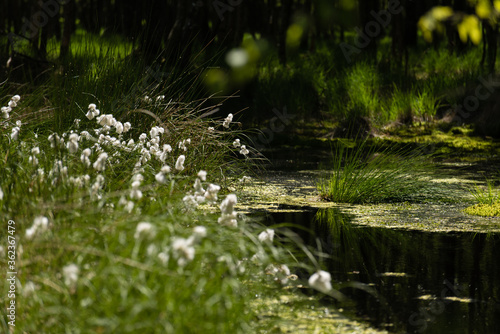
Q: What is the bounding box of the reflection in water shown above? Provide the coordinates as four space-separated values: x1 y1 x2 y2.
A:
264 207 500 333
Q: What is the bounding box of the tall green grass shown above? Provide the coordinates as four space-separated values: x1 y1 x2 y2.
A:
246 41 484 128
0 88 332 332
467 179 500 205
318 139 435 203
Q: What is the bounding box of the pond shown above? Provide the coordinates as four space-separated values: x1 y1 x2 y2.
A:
261 207 500 333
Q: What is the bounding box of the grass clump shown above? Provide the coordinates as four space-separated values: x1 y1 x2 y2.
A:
464 178 500 217
318 139 435 204
467 179 500 205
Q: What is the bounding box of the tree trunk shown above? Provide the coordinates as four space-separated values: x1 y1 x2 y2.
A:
486 22 498 72
60 0 76 59
358 0 379 60
278 0 292 64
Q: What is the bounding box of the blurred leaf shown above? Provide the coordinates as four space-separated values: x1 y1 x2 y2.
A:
494 0 500 12
418 16 436 42
340 0 356 11
203 68 229 93
458 15 482 45
286 24 304 49
418 6 454 43
430 6 453 21
476 0 492 19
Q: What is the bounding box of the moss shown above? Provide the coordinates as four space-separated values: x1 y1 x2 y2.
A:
463 202 500 217
251 287 389 333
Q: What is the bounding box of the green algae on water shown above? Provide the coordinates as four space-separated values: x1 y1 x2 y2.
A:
464 202 500 217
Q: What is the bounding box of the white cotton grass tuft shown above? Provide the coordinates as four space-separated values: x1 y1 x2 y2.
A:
85 103 100 120
172 237 195 267
158 144 172 162
91 175 105 198
1 95 20 119
11 126 20 140
48 133 64 148
130 180 143 200
150 126 164 139
178 138 191 151
308 270 333 294
197 170 207 181
25 216 49 240
134 222 156 240
265 264 291 284
175 155 185 171
258 229 275 243
239 145 249 156
1 106 11 119
192 226 207 240
115 121 124 134
96 114 116 127
155 165 171 183
118 196 135 213
183 195 198 210
193 178 205 197
218 194 238 227
67 133 80 154
158 251 169 265
93 152 108 171
123 122 131 133
155 172 166 184
81 148 92 167
204 184 221 204
29 147 40 166
62 263 80 289
239 176 252 183
223 113 233 128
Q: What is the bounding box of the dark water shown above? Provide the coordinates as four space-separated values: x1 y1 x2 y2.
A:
261 207 500 334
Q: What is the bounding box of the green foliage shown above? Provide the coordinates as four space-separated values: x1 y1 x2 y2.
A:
345 62 381 119
0 79 327 332
318 139 435 203
467 179 500 205
243 41 484 128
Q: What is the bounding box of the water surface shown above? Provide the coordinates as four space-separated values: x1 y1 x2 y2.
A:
263 207 500 333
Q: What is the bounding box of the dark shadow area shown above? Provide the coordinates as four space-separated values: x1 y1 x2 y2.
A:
260 207 500 333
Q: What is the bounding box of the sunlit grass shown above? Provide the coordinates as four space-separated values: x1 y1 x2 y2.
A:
0 81 333 332
318 139 436 203
250 42 483 128
467 179 500 205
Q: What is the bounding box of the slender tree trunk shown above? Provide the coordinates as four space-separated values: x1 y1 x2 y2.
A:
486 23 498 72
60 0 76 59
358 0 378 60
278 0 292 64
166 1 190 66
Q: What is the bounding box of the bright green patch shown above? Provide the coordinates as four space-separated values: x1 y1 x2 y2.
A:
463 202 500 217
